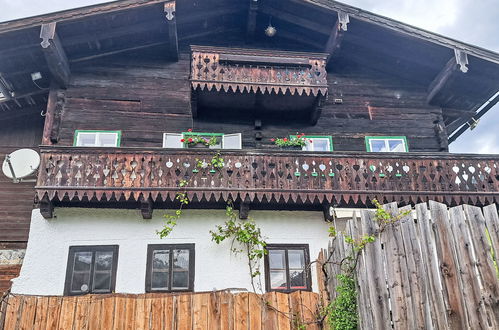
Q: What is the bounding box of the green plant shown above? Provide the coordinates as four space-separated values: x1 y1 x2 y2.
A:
271 133 309 147
181 135 218 147
326 274 358 330
157 180 190 238
210 201 267 292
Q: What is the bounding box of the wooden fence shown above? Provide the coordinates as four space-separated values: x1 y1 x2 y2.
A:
322 201 499 329
1 290 323 330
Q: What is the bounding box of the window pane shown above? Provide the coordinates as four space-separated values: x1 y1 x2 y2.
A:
288 250 305 269
173 249 189 271
153 250 170 270
370 139 387 152
289 270 306 289
389 139 405 152
172 271 189 289
74 252 92 271
95 251 113 271
310 138 329 151
152 271 169 290
77 133 97 147
98 133 118 147
71 272 91 293
270 270 287 289
93 272 112 292
269 250 286 269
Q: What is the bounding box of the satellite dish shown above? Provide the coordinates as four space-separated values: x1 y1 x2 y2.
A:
2 148 40 182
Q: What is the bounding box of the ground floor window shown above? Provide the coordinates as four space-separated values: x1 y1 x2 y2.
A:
64 245 119 296
264 244 311 292
145 244 195 292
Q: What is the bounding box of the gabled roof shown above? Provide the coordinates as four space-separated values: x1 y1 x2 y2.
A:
0 0 497 139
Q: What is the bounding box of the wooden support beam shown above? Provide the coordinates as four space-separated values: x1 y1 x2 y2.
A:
140 196 153 219
40 22 71 88
246 0 259 40
310 95 325 125
164 1 178 61
260 3 330 35
323 204 335 222
239 197 251 220
427 50 468 105
324 19 345 66
0 75 12 101
40 196 54 219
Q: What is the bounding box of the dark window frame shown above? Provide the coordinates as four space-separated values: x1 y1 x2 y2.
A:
64 245 119 296
264 244 312 293
145 244 195 293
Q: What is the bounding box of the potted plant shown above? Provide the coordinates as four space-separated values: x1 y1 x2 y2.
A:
180 129 218 148
271 133 310 150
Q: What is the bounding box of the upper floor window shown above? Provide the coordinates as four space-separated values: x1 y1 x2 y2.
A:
74 130 121 147
291 135 333 152
264 244 311 292
64 245 118 296
145 244 195 292
163 132 242 149
365 136 408 152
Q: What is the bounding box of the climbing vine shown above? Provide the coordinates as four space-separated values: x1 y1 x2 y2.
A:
324 200 411 330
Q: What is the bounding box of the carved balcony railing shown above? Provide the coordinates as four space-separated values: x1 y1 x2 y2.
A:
190 46 328 96
36 147 499 214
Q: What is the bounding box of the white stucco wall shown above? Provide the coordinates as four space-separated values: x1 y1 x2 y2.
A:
12 208 331 296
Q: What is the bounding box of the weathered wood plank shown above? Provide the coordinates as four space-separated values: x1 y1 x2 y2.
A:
248 292 262 330
275 292 290 330
415 202 450 330
88 296 102 330
219 291 233 330
57 296 77 330
177 294 192 330
263 292 278 330
193 292 209 330
19 296 37 330
101 296 116 330
74 296 90 330
113 295 127 330
3 295 22 330
483 205 499 260
429 201 468 329
33 296 50 330
45 296 62 330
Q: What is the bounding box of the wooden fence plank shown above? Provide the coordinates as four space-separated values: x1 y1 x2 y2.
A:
150 295 163 330
58 296 77 330
263 292 278 330
248 292 262 330
33 296 49 330
448 205 484 329
399 205 427 330
382 202 409 329
359 209 391 330
3 295 22 330
233 292 249 330
135 294 150 330
193 293 209 330
219 291 233 330
101 296 116 330
74 296 90 330
88 296 102 330
45 296 62 330
208 291 221 330
483 204 499 267
177 294 192 330
275 292 290 330
113 295 127 330
416 203 450 330
464 205 499 328
19 296 37 330
429 201 468 329
124 295 137 330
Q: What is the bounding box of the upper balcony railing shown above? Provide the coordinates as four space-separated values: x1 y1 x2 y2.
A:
36 146 499 213
190 46 328 96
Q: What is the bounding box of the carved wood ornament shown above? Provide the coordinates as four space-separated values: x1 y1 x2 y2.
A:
190 46 328 96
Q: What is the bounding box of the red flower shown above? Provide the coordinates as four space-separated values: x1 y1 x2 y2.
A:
283 138 288 142
188 138 193 142
301 133 304 136
270 138 275 142
187 128 192 132
309 140 313 143
180 139 185 142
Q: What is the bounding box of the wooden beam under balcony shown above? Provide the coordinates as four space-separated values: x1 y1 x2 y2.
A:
164 1 178 61
427 50 468 105
40 22 71 88
246 0 259 40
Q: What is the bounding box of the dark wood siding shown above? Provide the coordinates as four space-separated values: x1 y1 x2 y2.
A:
52 53 445 152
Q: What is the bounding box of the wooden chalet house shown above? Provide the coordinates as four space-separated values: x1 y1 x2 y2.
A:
0 0 498 327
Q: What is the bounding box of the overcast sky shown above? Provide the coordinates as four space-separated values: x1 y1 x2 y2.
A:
1 0 497 153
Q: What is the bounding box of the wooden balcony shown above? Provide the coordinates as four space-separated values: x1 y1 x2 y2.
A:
35 146 499 217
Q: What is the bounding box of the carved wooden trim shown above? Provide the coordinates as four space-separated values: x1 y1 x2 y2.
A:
40 196 54 219
190 46 328 96
140 195 153 219
164 1 178 61
35 147 499 207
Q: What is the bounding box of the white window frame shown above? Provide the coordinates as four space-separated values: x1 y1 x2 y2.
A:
365 136 408 152
74 130 121 147
162 132 242 149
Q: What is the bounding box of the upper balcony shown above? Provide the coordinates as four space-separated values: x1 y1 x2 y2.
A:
190 46 328 124
35 146 499 218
